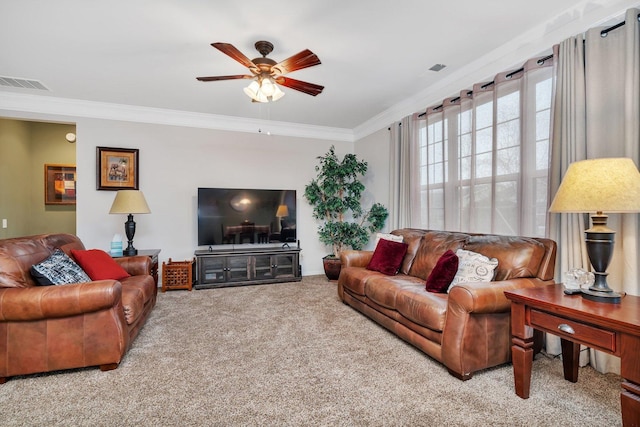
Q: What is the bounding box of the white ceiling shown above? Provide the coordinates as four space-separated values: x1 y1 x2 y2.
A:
0 1 636 138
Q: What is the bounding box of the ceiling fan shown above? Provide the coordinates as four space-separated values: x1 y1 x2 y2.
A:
196 41 324 102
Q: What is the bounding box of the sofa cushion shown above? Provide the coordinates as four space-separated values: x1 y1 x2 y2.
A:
366 238 408 276
408 231 468 280
340 266 383 296
365 275 423 309
463 235 546 281
396 286 449 332
426 249 459 293
448 249 498 291
390 229 427 274
30 249 92 286
71 249 131 281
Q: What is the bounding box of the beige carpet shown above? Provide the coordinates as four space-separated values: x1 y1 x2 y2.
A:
0 276 622 426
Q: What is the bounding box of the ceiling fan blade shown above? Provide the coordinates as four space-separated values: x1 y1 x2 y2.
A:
275 77 324 96
196 75 253 82
211 43 259 72
272 49 321 75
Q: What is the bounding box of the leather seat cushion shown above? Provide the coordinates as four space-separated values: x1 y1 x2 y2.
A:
395 287 448 331
340 266 385 296
365 275 424 309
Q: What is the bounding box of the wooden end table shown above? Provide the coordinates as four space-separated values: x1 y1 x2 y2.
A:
504 284 640 426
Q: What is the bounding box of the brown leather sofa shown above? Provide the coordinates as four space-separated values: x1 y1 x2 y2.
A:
0 233 157 382
338 229 556 380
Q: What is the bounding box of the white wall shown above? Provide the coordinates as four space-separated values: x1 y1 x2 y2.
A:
74 118 356 276
0 110 393 272
354 127 392 250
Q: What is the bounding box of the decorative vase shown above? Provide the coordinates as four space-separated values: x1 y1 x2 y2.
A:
322 255 342 281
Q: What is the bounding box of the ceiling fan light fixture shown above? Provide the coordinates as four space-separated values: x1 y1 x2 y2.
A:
271 84 285 101
243 80 268 102
243 77 284 103
260 77 276 97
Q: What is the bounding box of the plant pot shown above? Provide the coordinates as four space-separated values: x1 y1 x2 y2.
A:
322 255 342 281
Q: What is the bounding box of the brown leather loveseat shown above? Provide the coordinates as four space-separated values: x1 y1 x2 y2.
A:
0 233 157 382
338 229 556 380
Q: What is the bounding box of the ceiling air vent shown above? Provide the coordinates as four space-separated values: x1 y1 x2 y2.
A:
0 76 49 91
429 64 447 72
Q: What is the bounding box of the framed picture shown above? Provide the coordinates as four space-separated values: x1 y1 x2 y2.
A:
45 164 76 205
96 147 139 190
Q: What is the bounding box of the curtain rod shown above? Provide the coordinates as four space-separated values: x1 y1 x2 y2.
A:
601 12 640 37
416 13 638 120
416 53 554 118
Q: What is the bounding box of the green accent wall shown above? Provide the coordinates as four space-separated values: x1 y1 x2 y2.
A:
0 119 76 239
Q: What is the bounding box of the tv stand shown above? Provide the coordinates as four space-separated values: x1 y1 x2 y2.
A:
195 246 301 289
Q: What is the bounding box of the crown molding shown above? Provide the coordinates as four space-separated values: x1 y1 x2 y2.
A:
0 92 354 142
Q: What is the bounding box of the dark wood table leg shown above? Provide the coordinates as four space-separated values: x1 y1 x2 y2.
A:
510 301 534 399
621 334 640 427
560 338 580 383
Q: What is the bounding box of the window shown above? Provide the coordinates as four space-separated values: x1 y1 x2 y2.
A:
415 63 553 237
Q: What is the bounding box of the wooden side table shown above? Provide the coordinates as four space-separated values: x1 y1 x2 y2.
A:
505 284 640 426
113 249 161 286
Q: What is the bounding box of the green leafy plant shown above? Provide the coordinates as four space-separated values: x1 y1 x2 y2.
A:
304 145 389 258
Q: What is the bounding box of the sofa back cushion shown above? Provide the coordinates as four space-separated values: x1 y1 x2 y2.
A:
391 229 428 274
407 231 469 280
0 234 85 288
463 235 546 281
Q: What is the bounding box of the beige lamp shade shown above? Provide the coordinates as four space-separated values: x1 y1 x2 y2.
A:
549 158 640 214
109 190 151 214
275 204 289 218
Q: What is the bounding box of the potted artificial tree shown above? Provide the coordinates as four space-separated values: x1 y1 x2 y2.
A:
304 146 388 280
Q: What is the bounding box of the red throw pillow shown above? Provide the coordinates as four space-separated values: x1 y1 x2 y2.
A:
426 249 459 293
366 238 408 276
71 249 131 281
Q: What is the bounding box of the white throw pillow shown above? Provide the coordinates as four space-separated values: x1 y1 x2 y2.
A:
447 249 498 292
374 233 403 248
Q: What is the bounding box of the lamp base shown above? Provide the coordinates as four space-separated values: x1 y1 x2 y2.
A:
123 213 138 256
123 247 138 256
581 288 623 303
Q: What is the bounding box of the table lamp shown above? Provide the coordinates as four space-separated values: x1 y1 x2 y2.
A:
276 204 289 231
109 190 151 256
549 158 640 303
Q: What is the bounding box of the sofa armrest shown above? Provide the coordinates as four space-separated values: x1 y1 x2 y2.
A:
113 256 151 276
340 250 373 268
447 278 552 314
0 281 122 321
442 278 554 379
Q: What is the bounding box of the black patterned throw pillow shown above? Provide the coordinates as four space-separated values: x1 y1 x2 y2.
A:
30 249 91 286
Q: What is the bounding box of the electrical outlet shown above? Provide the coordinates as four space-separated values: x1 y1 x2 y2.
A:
2 219 7 229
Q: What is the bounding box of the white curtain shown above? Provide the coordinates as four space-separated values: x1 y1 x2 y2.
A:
548 8 640 374
414 57 554 237
388 115 417 230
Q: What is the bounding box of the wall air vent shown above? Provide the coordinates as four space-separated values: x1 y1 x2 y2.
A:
0 76 49 91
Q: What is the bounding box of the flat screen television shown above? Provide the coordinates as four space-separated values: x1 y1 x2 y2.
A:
198 187 297 246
